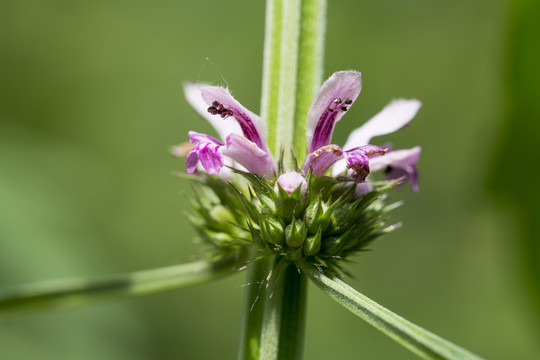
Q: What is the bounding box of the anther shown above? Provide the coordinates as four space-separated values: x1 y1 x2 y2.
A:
344 99 353 105
327 108 334 112
340 106 348 111
333 98 342 104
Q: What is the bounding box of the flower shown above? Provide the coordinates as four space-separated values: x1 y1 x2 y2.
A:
177 71 423 270
177 71 421 190
275 171 308 194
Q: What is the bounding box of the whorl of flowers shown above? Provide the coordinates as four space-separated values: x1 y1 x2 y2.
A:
174 71 421 273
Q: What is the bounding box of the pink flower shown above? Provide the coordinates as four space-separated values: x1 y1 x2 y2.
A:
179 71 421 190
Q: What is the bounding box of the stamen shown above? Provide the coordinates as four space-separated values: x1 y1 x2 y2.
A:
333 98 342 104
344 99 353 105
312 144 342 158
207 100 234 118
327 108 334 112
340 106 348 111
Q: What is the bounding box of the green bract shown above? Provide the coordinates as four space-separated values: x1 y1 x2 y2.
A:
186 170 400 275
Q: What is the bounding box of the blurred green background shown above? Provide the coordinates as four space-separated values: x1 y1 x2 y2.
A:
1 0 539 359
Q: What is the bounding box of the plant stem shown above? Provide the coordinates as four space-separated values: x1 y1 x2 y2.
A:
293 0 326 160
0 254 242 316
237 257 269 360
259 258 307 360
261 0 284 157
238 257 307 360
261 0 327 165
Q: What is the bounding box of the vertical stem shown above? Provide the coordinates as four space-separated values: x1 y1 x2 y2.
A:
261 0 283 157
259 258 307 360
277 261 307 359
293 0 327 160
261 0 327 166
240 0 326 358
237 259 268 360
275 0 301 164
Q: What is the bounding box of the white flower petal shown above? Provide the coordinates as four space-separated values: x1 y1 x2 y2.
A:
343 99 421 150
183 83 242 141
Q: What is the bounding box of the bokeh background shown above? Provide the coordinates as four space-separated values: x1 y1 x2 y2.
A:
1 0 539 359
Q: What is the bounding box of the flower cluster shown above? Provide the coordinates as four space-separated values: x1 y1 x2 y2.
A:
174 71 421 271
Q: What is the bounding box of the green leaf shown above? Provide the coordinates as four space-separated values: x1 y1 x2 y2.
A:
0 255 243 316
302 264 483 360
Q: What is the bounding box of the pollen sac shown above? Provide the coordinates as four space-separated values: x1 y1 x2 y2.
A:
207 101 233 118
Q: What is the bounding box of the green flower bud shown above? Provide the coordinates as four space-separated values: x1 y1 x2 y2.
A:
304 195 323 234
285 219 307 248
303 229 322 256
261 217 285 245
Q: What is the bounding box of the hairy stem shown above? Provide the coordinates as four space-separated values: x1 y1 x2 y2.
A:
293 0 327 160
237 258 269 360
259 258 307 360
261 0 327 165
0 254 242 316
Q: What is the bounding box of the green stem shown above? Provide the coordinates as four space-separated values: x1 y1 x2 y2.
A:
293 0 326 160
259 258 307 360
261 0 327 165
261 0 284 157
0 254 242 316
303 264 483 360
237 258 269 360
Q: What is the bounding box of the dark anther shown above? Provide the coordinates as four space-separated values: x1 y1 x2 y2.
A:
207 100 233 118
327 108 334 112
333 98 342 104
340 106 348 111
344 99 353 105
384 166 394 174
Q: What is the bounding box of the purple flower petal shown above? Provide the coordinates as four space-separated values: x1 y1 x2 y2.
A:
275 171 308 194
223 133 277 179
186 141 224 175
369 146 421 191
183 83 242 141
344 145 388 182
303 145 343 176
343 99 421 150
198 143 224 175
306 71 363 153
186 148 200 174
200 85 268 151
184 131 225 175
188 131 223 146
